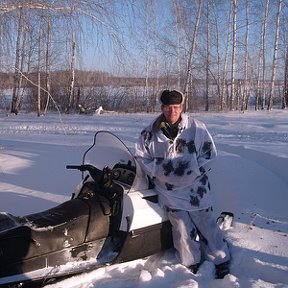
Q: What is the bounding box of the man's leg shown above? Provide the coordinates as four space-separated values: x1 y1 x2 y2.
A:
168 210 201 268
188 208 231 278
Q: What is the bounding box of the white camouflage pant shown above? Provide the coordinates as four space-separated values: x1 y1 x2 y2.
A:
167 207 230 267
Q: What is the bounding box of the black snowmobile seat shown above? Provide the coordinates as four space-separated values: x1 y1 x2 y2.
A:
0 199 90 260
0 199 89 267
0 187 112 278
23 198 89 228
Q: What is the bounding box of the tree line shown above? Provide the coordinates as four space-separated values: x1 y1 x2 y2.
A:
0 0 287 115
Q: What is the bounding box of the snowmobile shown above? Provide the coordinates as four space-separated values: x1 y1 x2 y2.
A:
0 131 174 287
0 131 233 287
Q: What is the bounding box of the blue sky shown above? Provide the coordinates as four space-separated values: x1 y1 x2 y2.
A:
70 0 286 78
77 1 172 74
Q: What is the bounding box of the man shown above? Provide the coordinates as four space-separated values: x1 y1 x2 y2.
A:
134 90 230 278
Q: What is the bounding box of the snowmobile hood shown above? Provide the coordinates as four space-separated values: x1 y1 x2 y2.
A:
83 131 149 192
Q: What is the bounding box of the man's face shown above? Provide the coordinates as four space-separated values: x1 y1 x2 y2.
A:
161 104 182 125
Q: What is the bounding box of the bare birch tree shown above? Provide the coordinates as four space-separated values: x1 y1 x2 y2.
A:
282 46 288 109
230 0 237 111
241 0 249 111
255 0 269 110
260 0 270 110
36 12 43 116
220 2 233 111
67 32 75 114
268 0 283 110
183 0 203 111
145 0 150 112
2 1 126 114
2 1 288 114
205 0 211 112
44 13 52 114
11 1 24 114
210 1 223 111
151 0 159 111
173 0 182 89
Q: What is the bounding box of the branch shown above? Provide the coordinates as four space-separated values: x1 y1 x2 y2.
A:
16 68 63 118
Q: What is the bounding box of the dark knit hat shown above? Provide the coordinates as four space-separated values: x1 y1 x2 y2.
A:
160 90 183 105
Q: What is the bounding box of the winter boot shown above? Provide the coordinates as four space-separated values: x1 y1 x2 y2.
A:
215 261 230 279
189 263 200 274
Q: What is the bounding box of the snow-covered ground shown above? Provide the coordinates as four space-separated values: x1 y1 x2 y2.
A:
0 109 288 288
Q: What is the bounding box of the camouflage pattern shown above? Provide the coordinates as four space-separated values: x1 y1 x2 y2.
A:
135 113 217 211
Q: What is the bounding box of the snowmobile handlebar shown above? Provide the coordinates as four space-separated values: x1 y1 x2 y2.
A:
66 164 93 171
66 164 104 183
66 165 83 171
66 164 118 199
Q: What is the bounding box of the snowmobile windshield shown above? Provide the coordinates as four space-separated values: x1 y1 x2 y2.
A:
83 131 149 193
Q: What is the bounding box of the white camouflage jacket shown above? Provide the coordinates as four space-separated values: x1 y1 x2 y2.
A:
135 113 217 211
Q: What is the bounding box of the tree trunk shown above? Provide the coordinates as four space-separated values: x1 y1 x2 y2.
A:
145 0 150 112
241 0 249 112
282 47 288 109
37 14 43 117
255 0 269 110
230 0 237 111
267 0 282 110
221 3 232 111
184 0 203 111
67 32 75 114
44 14 52 115
212 1 222 111
205 0 211 111
173 0 182 89
260 0 269 110
151 0 158 112
11 3 24 114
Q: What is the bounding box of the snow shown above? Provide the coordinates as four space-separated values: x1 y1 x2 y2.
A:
0 109 288 288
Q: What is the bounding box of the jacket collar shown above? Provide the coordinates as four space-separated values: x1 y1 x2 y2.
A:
152 113 188 142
